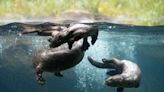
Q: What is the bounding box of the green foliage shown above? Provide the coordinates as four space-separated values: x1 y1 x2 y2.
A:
0 0 163 25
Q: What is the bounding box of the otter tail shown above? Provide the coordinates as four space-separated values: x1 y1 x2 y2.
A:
87 56 108 68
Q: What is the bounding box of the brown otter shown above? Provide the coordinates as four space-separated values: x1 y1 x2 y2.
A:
19 22 98 50
48 23 99 51
88 57 141 92
18 22 69 36
33 40 85 85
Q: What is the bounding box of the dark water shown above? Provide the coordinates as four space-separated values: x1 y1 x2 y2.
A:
0 23 164 92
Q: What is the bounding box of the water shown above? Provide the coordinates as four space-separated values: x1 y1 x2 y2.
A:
0 23 164 92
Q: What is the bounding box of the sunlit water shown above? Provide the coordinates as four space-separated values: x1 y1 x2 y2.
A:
0 24 164 92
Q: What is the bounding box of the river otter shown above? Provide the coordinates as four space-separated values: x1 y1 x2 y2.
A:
33 40 85 85
48 23 99 51
18 22 69 36
19 23 98 50
88 57 141 92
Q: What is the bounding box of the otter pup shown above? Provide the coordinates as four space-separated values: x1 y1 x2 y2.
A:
48 23 99 51
33 40 85 85
88 57 141 92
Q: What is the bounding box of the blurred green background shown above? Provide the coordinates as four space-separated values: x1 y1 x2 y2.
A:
0 0 163 26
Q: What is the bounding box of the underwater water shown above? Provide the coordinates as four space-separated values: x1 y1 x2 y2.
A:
0 23 164 92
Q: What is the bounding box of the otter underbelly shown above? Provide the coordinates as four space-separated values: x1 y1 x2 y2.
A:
42 48 84 72
33 39 85 72
44 53 84 72
117 71 141 87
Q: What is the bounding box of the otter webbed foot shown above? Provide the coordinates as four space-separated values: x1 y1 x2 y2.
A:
36 66 45 85
67 41 74 49
81 42 90 51
81 37 90 51
91 31 98 45
54 72 63 77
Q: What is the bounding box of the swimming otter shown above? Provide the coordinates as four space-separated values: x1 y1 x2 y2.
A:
33 40 85 85
19 23 98 50
48 23 99 51
88 57 141 92
18 22 69 36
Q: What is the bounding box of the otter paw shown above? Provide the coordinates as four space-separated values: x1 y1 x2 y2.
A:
68 41 74 49
81 42 90 51
37 78 45 85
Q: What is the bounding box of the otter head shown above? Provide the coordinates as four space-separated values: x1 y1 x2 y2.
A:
48 31 69 48
105 76 140 88
105 76 124 87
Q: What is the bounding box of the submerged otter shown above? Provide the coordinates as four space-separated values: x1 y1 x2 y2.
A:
33 40 85 85
88 57 141 92
19 22 98 50
48 23 99 51
19 22 69 36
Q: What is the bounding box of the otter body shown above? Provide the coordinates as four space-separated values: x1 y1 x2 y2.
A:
33 40 85 85
19 22 68 36
88 57 141 92
105 59 141 88
49 24 98 50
